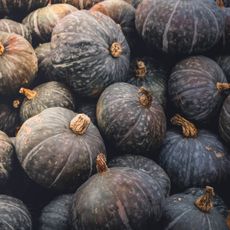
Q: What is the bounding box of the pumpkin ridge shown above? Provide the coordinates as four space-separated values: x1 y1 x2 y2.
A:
70 114 91 135
82 140 94 178
96 153 108 173
0 42 5 55
0 219 14 229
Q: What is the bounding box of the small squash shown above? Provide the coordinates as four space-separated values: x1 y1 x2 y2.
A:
71 153 165 230
19 81 75 122
15 107 106 192
161 186 229 230
0 32 38 95
97 83 166 155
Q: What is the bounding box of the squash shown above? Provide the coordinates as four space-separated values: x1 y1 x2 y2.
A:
19 81 75 122
15 107 106 192
97 83 166 155
55 0 104 9
215 55 230 82
108 154 171 197
71 153 165 230
0 32 38 95
161 186 229 230
168 56 228 124
39 194 73 230
0 194 32 229
50 10 130 97
158 114 230 192
123 0 142 8
0 19 32 43
135 0 224 54
219 95 230 145
22 3 77 44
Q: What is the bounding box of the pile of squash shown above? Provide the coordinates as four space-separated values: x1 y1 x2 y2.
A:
0 0 230 229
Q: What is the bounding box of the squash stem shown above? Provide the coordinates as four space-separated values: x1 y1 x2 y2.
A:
171 114 198 137
19 88 37 100
135 61 147 79
96 153 108 173
138 87 152 107
12 100 21 109
110 42 122 58
0 42 4 55
216 82 230 90
70 114 91 135
216 0 225 8
194 186 215 213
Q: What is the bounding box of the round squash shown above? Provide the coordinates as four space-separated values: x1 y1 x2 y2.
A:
97 83 166 155
55 0 103 9
219 95 230 145
168 56 228 124
158 114 230 192
0 19 32 43
135 0 224 55
50 10 130 97
22 3 77 44
215 55 230 82
0 32 38 95
0 194 32 230
161 186 229 230
15 107 106 192
108 154 171 197
71 153 165 230
39 194 73 230
19 81 75 122
127 57 168 107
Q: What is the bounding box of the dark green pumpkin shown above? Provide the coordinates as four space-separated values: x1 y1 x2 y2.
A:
22 3 77 44
15 107 106 192
135 0 224 55
97 83 166 156
168 56 228 124
0 194 32 230
19 81 75 122
0 19 32 43
127 57 168 107
39 194 73 230
50 10 130 97
215 55 230 82
161 186 229 230
219 95 230 145
71 153 165 230
0 32 38 95
158 114 230 192
108 154 171 197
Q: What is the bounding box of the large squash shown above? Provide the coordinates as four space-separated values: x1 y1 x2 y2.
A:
55 0 103 9
50 10 130 97
215 55 230 82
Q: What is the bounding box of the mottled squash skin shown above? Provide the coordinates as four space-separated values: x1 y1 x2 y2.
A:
109 154 171 197
159 129 230 192
135 0 224 55
0 19 32 43
39 194 73 230
215 55 230 82
71 167 165 230
22 4 77 44
0 32 38 95
0 195 32 230
168 56 227 123
97 83 166 156
161 189 229 230
55 0 104 9
19 81 75 122
219 95 230 145
15 107 106 192
50 10 130 98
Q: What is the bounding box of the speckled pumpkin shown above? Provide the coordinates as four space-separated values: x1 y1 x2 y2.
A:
215 55 230 82
0 194 32 230
219 95 230 145
109 154 171 197
0 131 14 188
71 153 165 230
168 56 228 123
15 108 106 192
19 81 75 122
39 194 73 230
97 83 166 155
22 3 77 44
127 57 168 107
0 32 38 95
50 10 130 97
0 19 32 43
161 186 229 230
158 114 230 192
135 0 224 54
